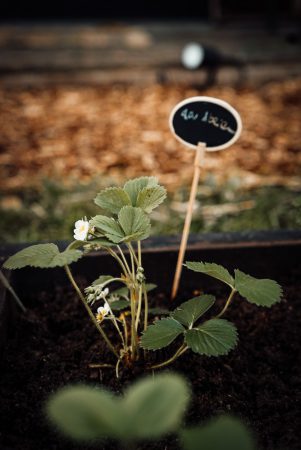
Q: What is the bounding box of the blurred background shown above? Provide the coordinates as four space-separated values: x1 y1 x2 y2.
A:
0 1 301 243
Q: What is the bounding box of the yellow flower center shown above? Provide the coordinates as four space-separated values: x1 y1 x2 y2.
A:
96 312 104 323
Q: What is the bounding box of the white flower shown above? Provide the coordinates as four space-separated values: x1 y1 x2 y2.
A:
96 287 109 301
74 219 90 241
96 302 110 323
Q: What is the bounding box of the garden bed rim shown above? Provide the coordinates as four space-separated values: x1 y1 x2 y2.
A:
1 229 301 262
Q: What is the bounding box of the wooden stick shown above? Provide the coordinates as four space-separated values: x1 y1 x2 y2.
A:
171 142 206 300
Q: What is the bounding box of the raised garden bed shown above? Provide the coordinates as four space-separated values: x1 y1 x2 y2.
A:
0 230 301 450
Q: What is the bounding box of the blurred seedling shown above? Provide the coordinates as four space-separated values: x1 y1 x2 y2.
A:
47 372 256 450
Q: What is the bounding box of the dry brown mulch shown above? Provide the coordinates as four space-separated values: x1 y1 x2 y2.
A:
0 78 301 192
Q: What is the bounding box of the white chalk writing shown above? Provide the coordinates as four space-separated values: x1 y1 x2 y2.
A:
181 108 235 135
181 109 199 120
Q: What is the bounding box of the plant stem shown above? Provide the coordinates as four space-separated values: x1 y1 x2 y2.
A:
216 288 237 318
66 240 83 250
137 241 142 266
136 242 149 333
0 270 26 313
128 242 139 266
107 248 129 279
64 265 118 358
88 363 115 369
121 313 128 348
128 246 138 359
117 245 132 276
150 344 188 370
100 277 128 289
130 288 138 360
107 305 125 348
143 285 149 331
134 241 144 332
116 357 122 378
135 285 143 331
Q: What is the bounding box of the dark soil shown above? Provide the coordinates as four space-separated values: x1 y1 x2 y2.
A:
0 273 300 450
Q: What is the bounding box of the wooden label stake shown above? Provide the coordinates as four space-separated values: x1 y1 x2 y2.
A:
171 142 206 300
169 96 242 299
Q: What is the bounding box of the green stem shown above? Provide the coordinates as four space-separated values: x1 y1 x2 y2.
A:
135 285 143 331
0 270 26 313
115 357 123 379
89 363 115 369
99 277 128 289
64 265 118 358
135 241 143 331
216 288 237 318
117 245 132 276
130 288 138 360
66 240 83 250
121 313 129 348
129 246 139 359
137 241 149 333
137 241 142 266
128 242 139 266
150 344 188 370
107 248 129 279
143 284 149 332
107 304 126 348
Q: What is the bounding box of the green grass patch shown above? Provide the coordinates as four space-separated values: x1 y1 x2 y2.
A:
1 177 301 243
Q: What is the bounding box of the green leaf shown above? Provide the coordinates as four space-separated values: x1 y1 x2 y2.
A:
123 176 158 205
185 262 234 288
140 318 185 350
50 249 83 267
109 299 129 311
110 284 157 311
185 319 238 356
92 275 113 286
109 283 155 301
46 386 123 440
94 187 131 214
87 237 115 248
123 373 190 439
92 207 151 243
46 374 190 442
234 269 282 307
172 295 215 328
136 185 166 213
110 286 129 298
67 240 87 250
145 283 157 293
148 307 169 315
181 416 255 450
118 206 151 242
3 244 82 269
90 215 124 243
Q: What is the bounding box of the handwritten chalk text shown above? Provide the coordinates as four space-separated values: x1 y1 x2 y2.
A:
180 108 235 135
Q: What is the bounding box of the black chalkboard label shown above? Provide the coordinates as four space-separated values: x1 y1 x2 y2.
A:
169 96 242 151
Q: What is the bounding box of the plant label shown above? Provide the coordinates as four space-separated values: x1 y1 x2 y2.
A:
169 96 242 151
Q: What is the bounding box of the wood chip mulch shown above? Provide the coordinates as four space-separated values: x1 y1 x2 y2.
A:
0 78 300 192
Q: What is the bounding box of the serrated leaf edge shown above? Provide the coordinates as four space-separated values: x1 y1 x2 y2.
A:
185 319 238 357
140 318 185 351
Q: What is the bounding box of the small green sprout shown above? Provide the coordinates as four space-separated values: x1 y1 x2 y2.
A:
46 373 256 450
3 176 282 375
